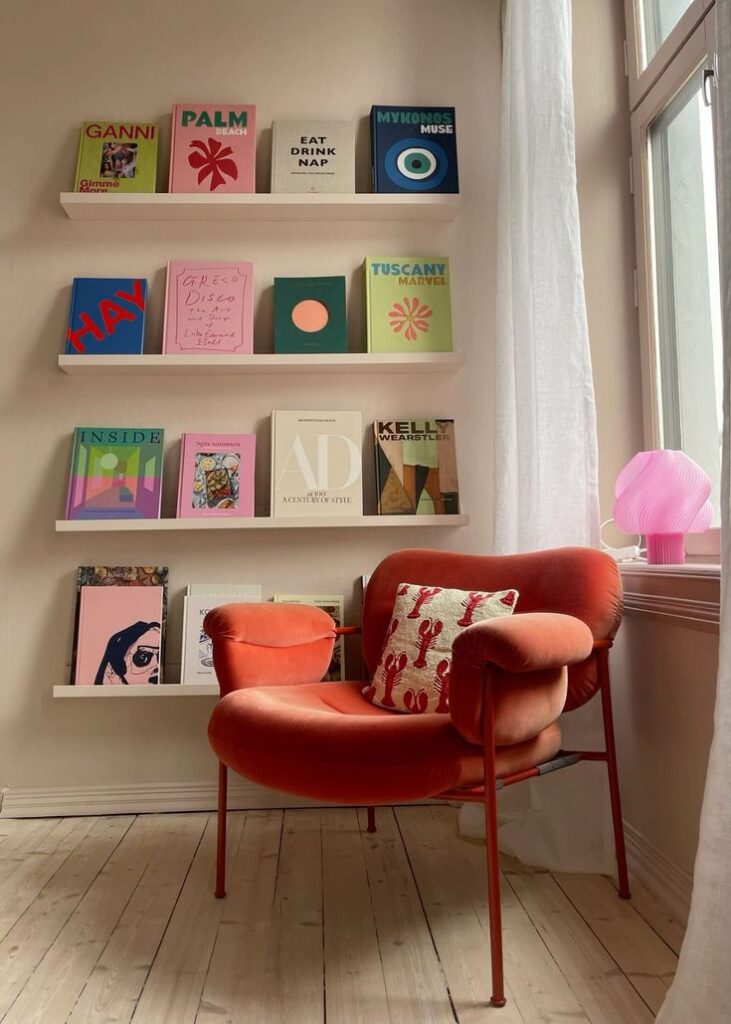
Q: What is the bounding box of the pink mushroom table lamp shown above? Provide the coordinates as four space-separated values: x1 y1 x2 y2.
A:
613 450 714 564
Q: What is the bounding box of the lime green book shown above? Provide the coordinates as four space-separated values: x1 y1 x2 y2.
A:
73 121 158 193
364 257 452 353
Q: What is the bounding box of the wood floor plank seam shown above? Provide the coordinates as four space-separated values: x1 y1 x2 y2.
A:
550 873 676 1016
0 814 138 1024
502 869 626 1021
133 810 212 1021
391 809 460 1024
69 812 210 1024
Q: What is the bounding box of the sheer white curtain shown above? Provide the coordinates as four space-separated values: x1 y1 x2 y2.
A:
460 0 611 872
492 0 600 553
657 3 731 1018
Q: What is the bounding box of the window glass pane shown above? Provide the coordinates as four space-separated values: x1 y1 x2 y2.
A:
648 69 722 524
640 0 695 65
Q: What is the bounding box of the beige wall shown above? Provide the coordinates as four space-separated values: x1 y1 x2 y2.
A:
0 0 502 797
0 0 719 898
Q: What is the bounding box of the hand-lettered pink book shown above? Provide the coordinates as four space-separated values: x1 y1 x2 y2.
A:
176 432 256 518
74 585 164 686
169 104 256 193
162 261 254 354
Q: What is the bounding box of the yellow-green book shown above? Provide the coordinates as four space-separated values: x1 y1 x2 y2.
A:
364 256 452 353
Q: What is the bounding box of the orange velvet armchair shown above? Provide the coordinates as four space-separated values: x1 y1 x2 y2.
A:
206 546 627 1009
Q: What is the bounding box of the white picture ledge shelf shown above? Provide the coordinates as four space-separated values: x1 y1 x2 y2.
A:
53 684 218 698
58 352 464 376
56 514 469 533
59 192 461 222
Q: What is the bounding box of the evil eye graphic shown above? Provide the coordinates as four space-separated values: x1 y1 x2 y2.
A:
384 138 449 191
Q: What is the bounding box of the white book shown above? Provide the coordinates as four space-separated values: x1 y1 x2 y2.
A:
273 594 345 680
271 410 363 518
187 583 263 598
180 587 262 685
271 120 355 194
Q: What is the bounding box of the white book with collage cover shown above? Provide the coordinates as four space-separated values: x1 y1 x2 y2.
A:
271 411 363 517
180 583 262 685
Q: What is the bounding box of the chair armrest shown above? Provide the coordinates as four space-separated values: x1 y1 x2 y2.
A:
449 613 594 745
453 612 594 674
204 602 336 695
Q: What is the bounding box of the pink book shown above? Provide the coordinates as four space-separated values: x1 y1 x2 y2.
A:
162 260 254 354
177 432 255 518
74 585 164 686
169 103 256 193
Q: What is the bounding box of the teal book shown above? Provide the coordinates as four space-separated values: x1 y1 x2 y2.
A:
65 427 164 520
273 276 347 354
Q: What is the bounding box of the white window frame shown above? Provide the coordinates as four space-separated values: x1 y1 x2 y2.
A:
628 4 720 559
625 0 714 107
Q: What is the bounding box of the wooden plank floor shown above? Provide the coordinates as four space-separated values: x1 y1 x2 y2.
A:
0 806 680 1023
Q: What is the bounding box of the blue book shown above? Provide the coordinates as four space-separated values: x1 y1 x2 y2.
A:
65 277 147 355
370 106 459 194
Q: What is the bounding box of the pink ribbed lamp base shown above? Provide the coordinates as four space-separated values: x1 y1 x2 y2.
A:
646 533 685 564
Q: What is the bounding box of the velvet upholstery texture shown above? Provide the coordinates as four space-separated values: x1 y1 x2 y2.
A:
204 602 336 697
208 681 564 802
205 547 621 803
363 548 621 711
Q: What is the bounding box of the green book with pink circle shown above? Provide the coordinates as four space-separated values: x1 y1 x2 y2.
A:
364 257 453 353
65 427 164 520
274 276 347 354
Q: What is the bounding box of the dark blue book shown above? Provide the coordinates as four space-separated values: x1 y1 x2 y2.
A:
370 105 458 194
65 277 147 355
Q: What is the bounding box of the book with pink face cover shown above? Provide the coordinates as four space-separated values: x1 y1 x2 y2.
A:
162 261 254 354
74 585 165 686
169 104 256 193
177 432 256 518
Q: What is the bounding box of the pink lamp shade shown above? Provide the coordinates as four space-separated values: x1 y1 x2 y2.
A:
612 450 713 564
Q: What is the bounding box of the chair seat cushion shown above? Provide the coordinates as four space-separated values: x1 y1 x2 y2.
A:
208 681 562 804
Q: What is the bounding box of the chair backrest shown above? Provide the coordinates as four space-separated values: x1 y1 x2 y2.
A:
362 547 622 711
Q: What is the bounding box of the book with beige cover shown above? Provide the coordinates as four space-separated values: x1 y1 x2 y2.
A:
271 410 362 517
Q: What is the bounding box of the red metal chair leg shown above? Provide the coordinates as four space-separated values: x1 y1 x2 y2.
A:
367 806 377 833
598 649 631 899
483 687 506 1008
215 761 227 899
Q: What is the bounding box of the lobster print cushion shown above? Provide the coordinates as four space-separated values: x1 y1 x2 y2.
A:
365 583 518 714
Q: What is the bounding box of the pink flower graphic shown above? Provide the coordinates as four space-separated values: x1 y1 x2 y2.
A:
188 138 239 191
388 297 433 342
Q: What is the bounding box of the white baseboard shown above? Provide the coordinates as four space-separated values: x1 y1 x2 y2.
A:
0 780 331 818
625 818 693 925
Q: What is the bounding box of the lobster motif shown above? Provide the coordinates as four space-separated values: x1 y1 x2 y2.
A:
414 618 443 668
500 590 517 607
404 688 429 714
385 617 399 644
380 651 408 707
397 583 410 596
407 586 442 619
434 657 451 713
457 591 489 627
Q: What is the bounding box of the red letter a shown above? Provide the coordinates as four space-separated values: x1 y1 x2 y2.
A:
99 299 135 335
